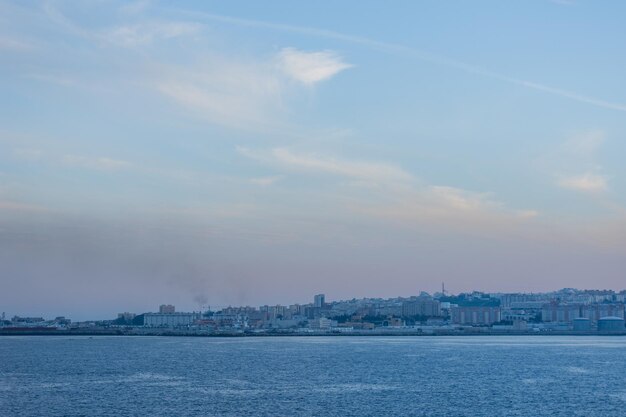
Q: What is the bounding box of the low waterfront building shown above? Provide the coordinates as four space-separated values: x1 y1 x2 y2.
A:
597 316 625 332
572 317 591 331
212 312 249 329
266 319 301 329
309 317 337 330
143 312 201 327
383 317 405 327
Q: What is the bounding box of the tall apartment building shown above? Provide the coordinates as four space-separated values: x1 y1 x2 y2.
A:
314 294 325 308
159 304 175 314
401 299 441 317
580 304 625 321
541 303 581 323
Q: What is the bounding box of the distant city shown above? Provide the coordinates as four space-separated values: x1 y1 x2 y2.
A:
3 287 626 336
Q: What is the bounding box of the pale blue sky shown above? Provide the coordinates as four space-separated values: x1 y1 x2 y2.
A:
1 1 625 319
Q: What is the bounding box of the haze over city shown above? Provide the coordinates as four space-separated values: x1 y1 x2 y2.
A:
1 1 626 320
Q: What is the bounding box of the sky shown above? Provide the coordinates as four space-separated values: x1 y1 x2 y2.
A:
1 0 626 320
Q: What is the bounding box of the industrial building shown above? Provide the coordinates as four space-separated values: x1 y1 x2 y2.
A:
597 316 625 332
572 317 591 331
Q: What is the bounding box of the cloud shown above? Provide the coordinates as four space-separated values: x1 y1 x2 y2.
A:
0 36 33 51
250 176 282 186
349 184 543 244
429 186 501 211
180 9 626 113
105 21 202 47
43 2 200 48
118 0 152 16
0 201 48 212
237 146 538 234
62 155 132 171
22 73 77 86
564 130 604 155
156 48 349 128
558 172 608 192
517 210 540 219
238 146 412 182
276 48 352 84
512 80 626 112
12 148 43 162
156 57 284 130
537 131 611 196
353 183 539 238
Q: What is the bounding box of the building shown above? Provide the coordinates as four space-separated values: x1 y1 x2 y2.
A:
212 312 249 329
541 303 581 323
498 293 548 308
266 319 301 329
383 317 404 327
117 312 136 321
314 294 325 308
309 317 337 330
581 304 625 322
401 298 441 317
144 312 200 327
572 317 591 331
159 304 175 314
451 307 501 325
597 316 625 332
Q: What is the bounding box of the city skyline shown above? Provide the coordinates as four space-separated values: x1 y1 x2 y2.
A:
2 1 626 319
5 285 626 322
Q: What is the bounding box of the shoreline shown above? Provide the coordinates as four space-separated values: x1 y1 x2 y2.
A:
2 329 626 337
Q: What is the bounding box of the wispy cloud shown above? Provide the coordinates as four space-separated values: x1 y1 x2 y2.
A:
155 57 284 130
537 131 612 196
0 201 48 212
105 21 201 47
512 80 626 112
62 155 132 171
156 47 350 129
564 130 605 155
429 186 502 212
12 148 43 162
118 0 152 16
238 145 538 233
43 2 200 48
175 9 626 113
23 73 77 87
238 146 412 182
558 172 608 193
250 176 282 186
0 36 33 51
354 183 539 237
276 48 352 85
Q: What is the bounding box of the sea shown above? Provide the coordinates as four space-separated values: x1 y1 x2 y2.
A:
1 336 625 416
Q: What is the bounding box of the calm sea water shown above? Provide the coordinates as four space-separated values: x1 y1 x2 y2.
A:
1 336 626 416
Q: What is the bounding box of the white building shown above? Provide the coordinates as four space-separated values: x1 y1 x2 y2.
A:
309 317 337 330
